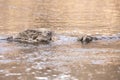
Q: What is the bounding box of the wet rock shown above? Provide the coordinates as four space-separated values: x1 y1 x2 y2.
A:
6 28 53 44
6 36 13 41
78 34 120 44
78 35 97 44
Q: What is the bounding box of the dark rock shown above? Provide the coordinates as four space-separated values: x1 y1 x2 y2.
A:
78 35 97 44
6 36 13 41
77 34 120 44
6 28 53 44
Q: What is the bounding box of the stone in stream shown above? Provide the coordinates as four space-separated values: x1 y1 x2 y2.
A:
5 28 53 44
77 34 120 44
77 35 97 44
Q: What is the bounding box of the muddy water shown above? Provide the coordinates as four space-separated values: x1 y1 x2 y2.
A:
0 34 120 80
0 0 120 80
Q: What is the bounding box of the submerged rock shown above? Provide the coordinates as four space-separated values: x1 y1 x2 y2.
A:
6 28 53 44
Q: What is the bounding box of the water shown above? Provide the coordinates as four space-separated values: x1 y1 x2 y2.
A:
0 0 120 80
0 34 120 80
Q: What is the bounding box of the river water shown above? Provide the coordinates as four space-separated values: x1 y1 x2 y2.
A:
0 0 120 80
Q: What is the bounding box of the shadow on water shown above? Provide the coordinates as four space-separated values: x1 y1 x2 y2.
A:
0 34 120 80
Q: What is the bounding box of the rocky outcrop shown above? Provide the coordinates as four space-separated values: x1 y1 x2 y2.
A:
6 28 53 44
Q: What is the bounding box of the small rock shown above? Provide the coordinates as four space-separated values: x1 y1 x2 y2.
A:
78 35 96 44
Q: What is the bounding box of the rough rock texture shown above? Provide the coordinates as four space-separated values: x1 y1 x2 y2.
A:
6 28 53 44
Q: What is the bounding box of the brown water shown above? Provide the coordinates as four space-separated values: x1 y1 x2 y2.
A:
0 0 120 80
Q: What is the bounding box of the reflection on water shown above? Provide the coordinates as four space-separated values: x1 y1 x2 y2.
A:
0 0 120 80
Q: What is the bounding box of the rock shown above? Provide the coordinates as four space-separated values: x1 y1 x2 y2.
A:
6 36 13 41
6 28 53 44
78 35 97 44
78 34 120 44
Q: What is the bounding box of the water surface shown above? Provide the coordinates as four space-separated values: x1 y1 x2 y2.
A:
0 0 120 80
